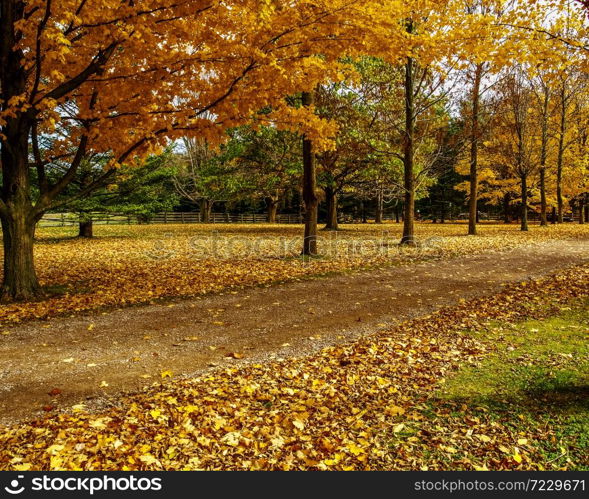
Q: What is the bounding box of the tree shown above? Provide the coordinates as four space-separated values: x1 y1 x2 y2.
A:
425 120 465 223
315 82 373 230
173 138 242 223
481 67 539 231
529 73 553 226
553 73 588 222
301 90 318 255
466 62 486 234
362 57 452 241
381 5 467 244
233 126 301 223
401 33 417 244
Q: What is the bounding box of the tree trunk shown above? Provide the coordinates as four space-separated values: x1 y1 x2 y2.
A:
539 167 547 226
374 188 384 224
200 199 213 223
394 204 400 223
323 187 338 230
579 197 585 225
1 211 41 301
301 91 318 255
79 220 93 238
401 51 416 245
0 108 42 300
360 200 367 223
557 86 566 224
520 175 528 232
539 86 549 226
503 193 511 224
266 197 278 223
551 206 557 225
468 63 483 236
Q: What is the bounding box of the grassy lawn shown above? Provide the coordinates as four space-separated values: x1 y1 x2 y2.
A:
395 302 589 470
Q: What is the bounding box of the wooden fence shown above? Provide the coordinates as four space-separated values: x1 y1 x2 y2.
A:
37 211 581 227
151 212 303 224
38 212 304 227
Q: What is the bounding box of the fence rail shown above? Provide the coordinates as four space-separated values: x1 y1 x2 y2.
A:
38 211 581 228
38 212 304 227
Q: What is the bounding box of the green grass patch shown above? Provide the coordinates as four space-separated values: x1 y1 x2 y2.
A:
441 304 589 405
435 302 589 469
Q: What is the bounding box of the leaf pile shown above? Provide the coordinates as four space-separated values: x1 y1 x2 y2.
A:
1 264 587 471
1 223 588 325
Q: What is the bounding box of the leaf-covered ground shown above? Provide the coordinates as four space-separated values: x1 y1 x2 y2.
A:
1 222 588 326
1 264 587 471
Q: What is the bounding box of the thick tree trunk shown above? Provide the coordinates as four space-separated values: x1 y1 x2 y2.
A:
401 53 416 245
0 101 42 300
79 220 93 238
200 199 213 223
468 63 483 236
266 197 278 223
1 211 41 301
323 187 338 231
579 197 585 225
301 91 318 255
520 175 528 232
551 206 557 224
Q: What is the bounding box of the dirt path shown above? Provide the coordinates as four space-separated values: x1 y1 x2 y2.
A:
0 239 587 425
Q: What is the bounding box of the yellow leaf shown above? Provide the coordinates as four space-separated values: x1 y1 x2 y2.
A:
386 405 405 416
139 454 160 466
292 419 305 430
347 443 365 456
473 464 489 471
